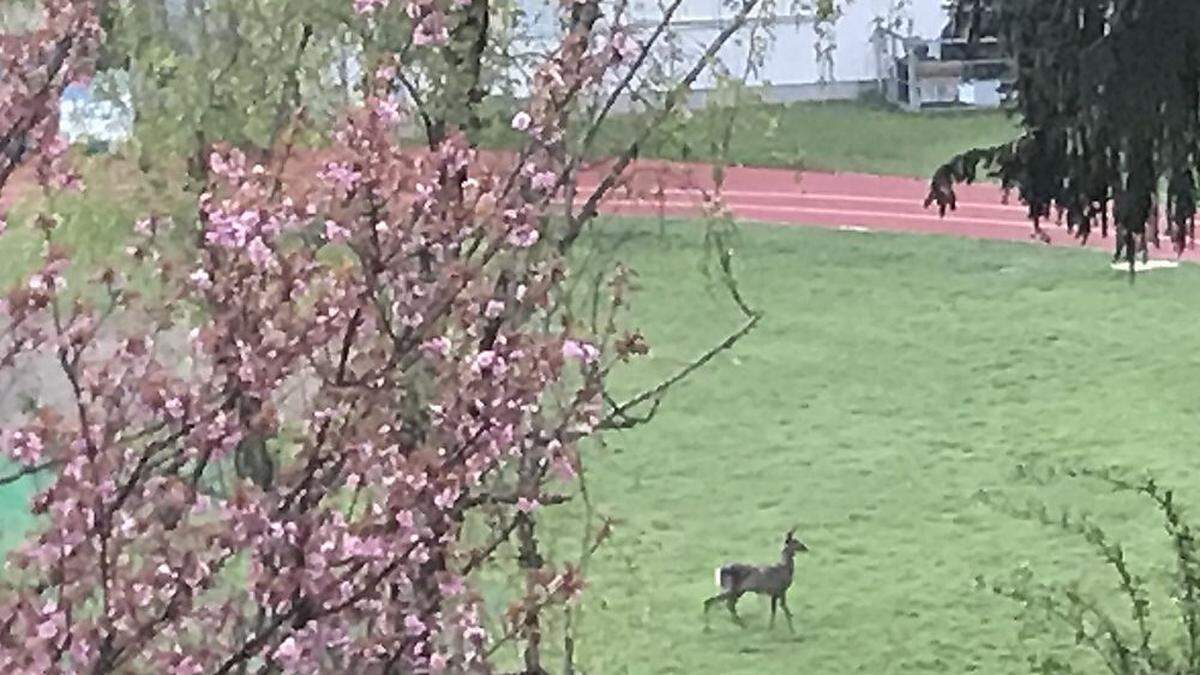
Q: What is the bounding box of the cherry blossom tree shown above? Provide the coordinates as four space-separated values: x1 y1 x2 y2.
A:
0 0 787 672
0 0 98 196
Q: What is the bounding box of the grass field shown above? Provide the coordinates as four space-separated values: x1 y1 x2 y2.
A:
618 100 1016 177
4 210 1200 672
480 98 1018 178
1 103 1194 673
531 218 1200 674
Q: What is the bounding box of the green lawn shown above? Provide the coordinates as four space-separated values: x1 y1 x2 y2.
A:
4 212 1199 673
536 218 1200 674
627 100 1016 177
479 99 1018 178
6 213 1200 673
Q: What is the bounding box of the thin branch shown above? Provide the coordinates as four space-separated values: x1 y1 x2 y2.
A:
578 0 687 155
602 311 760 428
0 35 75 193
0 459 58 486
462 516 521 576
560 0 764 252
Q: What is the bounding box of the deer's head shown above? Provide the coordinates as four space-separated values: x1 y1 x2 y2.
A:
783 528 809 556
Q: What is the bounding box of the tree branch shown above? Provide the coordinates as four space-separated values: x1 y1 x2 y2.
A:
559 0 764 252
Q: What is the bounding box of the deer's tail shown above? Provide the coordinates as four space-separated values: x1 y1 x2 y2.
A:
715 564 752 591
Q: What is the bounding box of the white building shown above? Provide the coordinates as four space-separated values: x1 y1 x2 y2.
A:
54 1 963 143
516 0 954 104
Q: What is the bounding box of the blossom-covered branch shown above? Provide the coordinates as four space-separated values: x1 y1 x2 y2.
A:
0 0 769 671
0 0 98 195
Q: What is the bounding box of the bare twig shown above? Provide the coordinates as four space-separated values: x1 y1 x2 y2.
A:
0 459 58 486
602 311 759 429
560 0 764 252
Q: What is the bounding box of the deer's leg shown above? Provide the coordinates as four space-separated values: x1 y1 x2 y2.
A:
704 591 745 627
702 592 729 616
702 592 724 631
779 593 796 633
770 595 778 629
726 592 746 628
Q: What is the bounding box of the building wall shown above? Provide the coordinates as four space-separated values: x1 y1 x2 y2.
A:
655 0 947 90
55 0 955 142
515 0 950 100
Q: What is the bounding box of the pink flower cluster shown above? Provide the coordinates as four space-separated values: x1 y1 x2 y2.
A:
353 0 390 14
0 0 99 196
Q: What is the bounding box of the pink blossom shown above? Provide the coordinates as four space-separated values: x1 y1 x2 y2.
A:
516 497 540 513
134 217 153 236
7 430 45 466
172 657 204 675
506 224 540 248
371 96 402 125
511 111 532 131
165 398 185 419
400 311 424 329
404 615 426 636
209 150 247 180
472 350 497 372
413 17 448 46
396 509 415 529
420 336 452 358
317 162 362 193
439 576 466 596
551 454 577 481
345 536 383 559
35 619 57 641
374 63 397 81
430 653 449 672
484 300 505 319
324 220 351 244
272 637 302 667
561 339 599 363
353 0 390 14
612 32 641 60
246 237 274 268
189 268 213 290
531 170 557 192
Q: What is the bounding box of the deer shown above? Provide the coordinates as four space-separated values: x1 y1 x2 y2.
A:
703 528 809 632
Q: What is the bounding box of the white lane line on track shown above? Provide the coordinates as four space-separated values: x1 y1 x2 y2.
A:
598 198 1033 230
574 186 1026 213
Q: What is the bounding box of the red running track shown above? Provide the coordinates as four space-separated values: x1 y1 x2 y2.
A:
4 153 1193 262
575 159 1200 263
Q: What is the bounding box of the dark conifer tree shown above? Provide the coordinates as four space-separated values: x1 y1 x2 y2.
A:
928 0 1200 266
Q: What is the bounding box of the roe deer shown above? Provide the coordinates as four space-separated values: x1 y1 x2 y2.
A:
703 528 809 631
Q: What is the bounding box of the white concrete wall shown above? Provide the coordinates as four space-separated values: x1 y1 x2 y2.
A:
58 0 954 143
517 0 949 96
645 0 948 88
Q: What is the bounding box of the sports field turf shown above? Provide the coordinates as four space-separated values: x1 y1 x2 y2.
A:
3 214 1197 672
0 100 1192 672
532 218 1200 674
